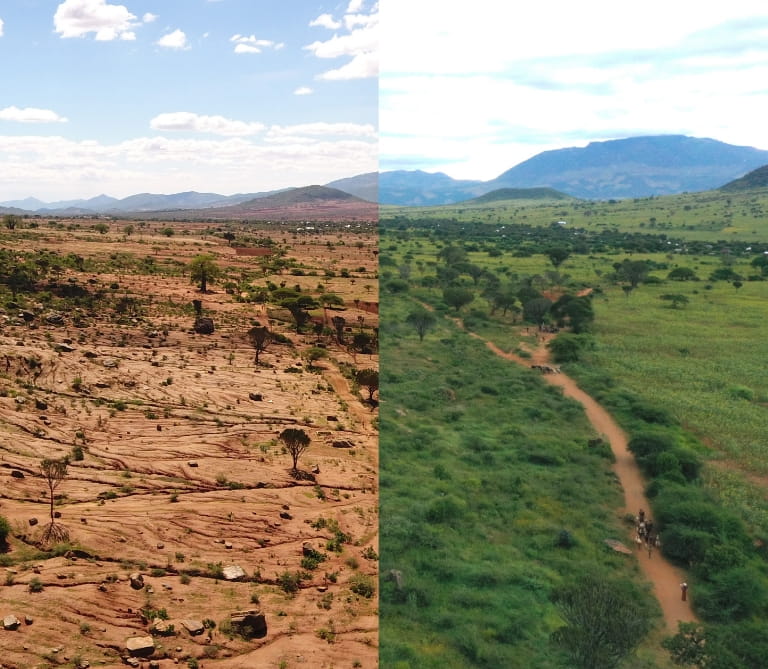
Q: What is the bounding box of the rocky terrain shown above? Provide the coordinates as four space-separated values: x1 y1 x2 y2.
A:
0 218 378 669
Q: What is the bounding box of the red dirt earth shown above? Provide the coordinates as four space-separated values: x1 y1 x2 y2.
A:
0 219 378 669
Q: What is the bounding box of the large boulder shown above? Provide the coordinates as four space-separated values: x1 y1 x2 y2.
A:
193 317 215 335
125 635 155 656
222 565 246 581
229 609 267 639
180 619 205 636
3 614 21 630
129 573 144 590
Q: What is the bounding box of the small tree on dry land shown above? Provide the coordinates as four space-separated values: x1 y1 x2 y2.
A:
331 315 346 344
356 368 379 403
247 325 270 364
279 428 311 472
0 514 11 551
406 308 437 341
189 254 222 293
40 457 70 545
3 214 20 230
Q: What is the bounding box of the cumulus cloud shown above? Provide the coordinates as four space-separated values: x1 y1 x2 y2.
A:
309 13 341 30
0 17 4 37
346 0 365 12
294 87 313 95
143 12 157 23
0 106 68 123
230 34 284 54
304 5 378 79
157 29 188 49
54 0 138 40
150 112 265 136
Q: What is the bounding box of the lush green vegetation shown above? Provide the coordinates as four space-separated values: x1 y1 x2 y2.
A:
380 265 662 667
380 187 768 667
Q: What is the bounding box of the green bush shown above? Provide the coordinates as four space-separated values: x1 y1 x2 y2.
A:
0 515 10 550
694 567 768 622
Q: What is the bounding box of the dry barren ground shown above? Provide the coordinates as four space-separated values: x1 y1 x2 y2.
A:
0 220 378 669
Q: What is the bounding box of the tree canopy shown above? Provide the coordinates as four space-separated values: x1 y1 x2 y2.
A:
189 254 222 292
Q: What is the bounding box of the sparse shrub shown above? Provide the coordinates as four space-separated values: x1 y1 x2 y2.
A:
180 573 191 585
28 577 44 592
277 570 302 594
349 573 375 598
0 515 11 551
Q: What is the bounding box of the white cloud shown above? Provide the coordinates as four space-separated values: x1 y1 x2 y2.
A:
143 12 157 23
0 133 377 200
266 122 376 140
309 13 341 30
157 29 188 49
150 112 265 136
54 0 138 41
0 106 68 123
0 17 4 37
230 34 283 54
294 87 313 95
304 5 378 80
346 0 365 12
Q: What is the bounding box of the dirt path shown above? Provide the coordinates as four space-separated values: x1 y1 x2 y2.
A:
468 332 697 630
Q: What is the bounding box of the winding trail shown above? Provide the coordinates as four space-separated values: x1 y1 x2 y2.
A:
471 331 698 630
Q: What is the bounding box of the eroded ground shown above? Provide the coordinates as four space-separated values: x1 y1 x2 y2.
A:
0 219 378 669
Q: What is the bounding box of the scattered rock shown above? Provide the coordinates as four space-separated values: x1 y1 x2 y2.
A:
248 393 263 401
279 511 292 520
102 358 118 369
54 511 61 518
332 439 355 449
28 517 38 526
180 619 204 636
125 635 155 656
224 541 233 550
125 658 140 667
55 344 75 353
3 615 21 630
44 312 65 326
24 615 33 625
187 461 198 468
193 317 215 335
156 542 164 549
129 573 145 590
327 415 338 421
35 399 48 410
151 618 175 636
10 470 24 479
222 565 246 581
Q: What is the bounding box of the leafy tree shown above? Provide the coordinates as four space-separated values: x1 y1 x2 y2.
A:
356 368 379 402
40 457 70 545
436 244 467 265
405 308 437 341
321 293 344 325
304 346 327 368
161 227 174 237
222 231 236 245
279 294 318 331
2 214 20 230
442 286 474 312
523 297 552 327
660 294 689 309
668 267 698 281
279 428 311 471
551 574 652 669
546 247 570 268
617 259 650 288
331 315 346 343
486 284 518 316
189 254 222 293
551 294 594 333
246 325 270 364
93 222 109 234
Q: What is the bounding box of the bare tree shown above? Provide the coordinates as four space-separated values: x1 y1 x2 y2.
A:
40 458 69 545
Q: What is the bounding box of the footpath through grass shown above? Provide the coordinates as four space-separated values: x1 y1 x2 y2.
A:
379 290 663 668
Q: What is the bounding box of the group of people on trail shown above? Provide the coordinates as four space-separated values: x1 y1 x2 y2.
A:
635 508 661 557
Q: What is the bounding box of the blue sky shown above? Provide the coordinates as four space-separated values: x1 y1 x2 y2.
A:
0 0 377 200
380 0 768 180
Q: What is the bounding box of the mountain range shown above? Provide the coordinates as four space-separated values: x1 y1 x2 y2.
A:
4 136 768 215
379 135 768 205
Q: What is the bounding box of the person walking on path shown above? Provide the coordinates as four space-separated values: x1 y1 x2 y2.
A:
681 582 688 601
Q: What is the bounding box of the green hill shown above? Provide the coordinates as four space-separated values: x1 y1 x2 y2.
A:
720 164 768 191
461 187 575 204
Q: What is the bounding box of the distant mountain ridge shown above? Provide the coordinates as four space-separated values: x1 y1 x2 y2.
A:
379 135 768 205
0 173 377 216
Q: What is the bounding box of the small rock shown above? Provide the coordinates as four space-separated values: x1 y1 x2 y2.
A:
129 573 144 590
156 542 164 549
125 658 140 668
187 461 198 467
28 517 38 526
224 541 233 550
229 609 267 639
54 511 61 518
35 399 48 410
327 415 338 421
24 615 33 625
248 393 263 401
10 470 25 479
